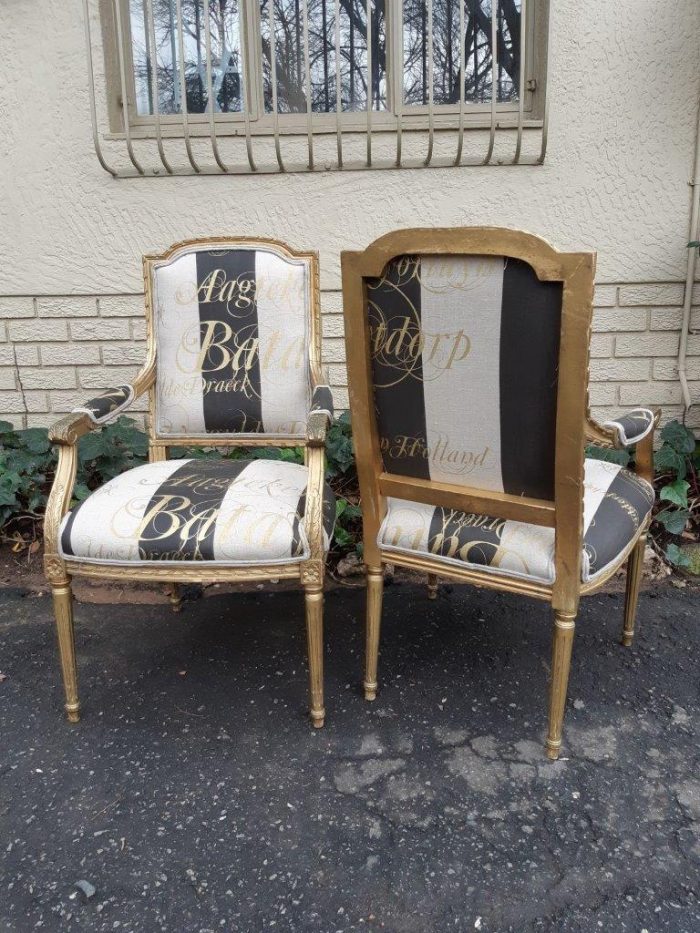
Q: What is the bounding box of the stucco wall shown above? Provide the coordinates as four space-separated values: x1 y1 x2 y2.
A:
1 0 700 430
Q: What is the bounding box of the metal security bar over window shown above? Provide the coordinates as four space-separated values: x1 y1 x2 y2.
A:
86 0 551 175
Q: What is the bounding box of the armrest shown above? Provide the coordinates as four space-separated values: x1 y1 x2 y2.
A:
45 382 140 574
72 384 135 425
52 350 155 445
301 415 329 584
306 385 334 447
601 408 656 449
48 384 136 447
48 412 95 446
310 384 334 420
44 359 155 583
586 408 659 450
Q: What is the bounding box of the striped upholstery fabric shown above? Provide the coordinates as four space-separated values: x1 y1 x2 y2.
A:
603 408 655 448
153 246 312 438
367 254 562 499
73 385 134 424
311 384 334 419
59 459 336 566
378 459 654 585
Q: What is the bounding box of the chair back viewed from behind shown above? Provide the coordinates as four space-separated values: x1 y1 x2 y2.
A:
143 238 322 447
366 251 562 499
342 228 596 605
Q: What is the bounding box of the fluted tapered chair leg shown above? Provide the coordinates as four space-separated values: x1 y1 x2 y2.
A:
52 580 80 723
545 610 576 760
427 573 438 600
622 534 646 647
304 585 325 728
364 567 383 701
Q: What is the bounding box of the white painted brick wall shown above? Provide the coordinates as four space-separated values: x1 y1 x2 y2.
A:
1 282 699 433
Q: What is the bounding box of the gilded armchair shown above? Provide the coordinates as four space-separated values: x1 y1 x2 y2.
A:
44 237 335 727
341 228 658 759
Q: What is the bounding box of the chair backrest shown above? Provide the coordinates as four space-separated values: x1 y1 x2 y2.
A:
144 238 321 444
366 251 563 500
342 228 596 582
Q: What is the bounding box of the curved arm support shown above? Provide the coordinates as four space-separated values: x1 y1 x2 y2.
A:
43 442 79 584
44 358 156 582
585 417 617 449
49 352 156 446
48 413 95 447
300 414 330 585
307 410 330 448
632 410 660 486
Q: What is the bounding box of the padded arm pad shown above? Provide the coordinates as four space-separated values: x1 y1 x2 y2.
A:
602 408 655 448
310 384 334 421
72 385 135 425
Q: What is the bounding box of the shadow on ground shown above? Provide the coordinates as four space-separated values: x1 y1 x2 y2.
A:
1 582 699 932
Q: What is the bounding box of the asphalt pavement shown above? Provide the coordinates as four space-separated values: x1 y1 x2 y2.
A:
1 579 699 932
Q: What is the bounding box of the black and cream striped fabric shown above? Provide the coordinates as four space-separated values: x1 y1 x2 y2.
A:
59 459 336 565
73 385 134 424
153 246 312 438
378 459 654 585
603 408 655 448
311 385 334 420
367 254 562 499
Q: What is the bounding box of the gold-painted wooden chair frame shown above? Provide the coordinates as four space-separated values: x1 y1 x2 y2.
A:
44 237 329 728
341 227 659 759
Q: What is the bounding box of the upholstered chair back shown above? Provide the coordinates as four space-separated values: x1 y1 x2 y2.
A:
148 241 317 440
366 253 563 501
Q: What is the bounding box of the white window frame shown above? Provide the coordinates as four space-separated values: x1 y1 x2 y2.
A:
104 0 547 139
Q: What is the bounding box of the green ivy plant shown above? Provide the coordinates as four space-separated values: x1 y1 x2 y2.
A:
325 413 362 554
584 418 699 571
0 412 363 557
0 417 148 545
2 413 697 569
652 420 699 568
0 423 55 533
74 417 149 499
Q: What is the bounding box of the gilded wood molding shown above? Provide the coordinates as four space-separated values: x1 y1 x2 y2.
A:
379 473 556 528
48 413 93 446
385 549 553 601
343 227 584 282
64 561 303 584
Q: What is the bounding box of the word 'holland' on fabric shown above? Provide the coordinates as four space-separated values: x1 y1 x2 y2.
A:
379 434 492 475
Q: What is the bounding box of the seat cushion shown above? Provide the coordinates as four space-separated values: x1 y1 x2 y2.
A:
60 458 335 566
378 459 654 585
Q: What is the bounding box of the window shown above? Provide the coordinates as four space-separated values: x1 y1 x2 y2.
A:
123 1 540 130
88 0 549 173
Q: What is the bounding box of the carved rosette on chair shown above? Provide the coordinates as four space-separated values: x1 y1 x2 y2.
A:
341 228 658 759
44 238 335 728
